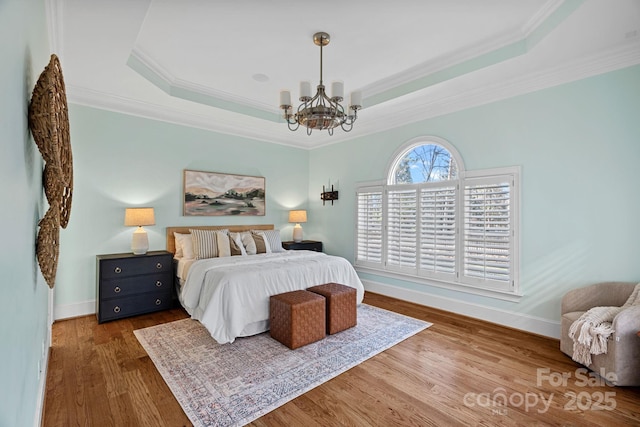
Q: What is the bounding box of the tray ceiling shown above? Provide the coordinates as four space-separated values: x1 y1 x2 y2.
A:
49 0 640 149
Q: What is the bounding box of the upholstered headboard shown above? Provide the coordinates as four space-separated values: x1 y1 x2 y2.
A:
166 224 274 254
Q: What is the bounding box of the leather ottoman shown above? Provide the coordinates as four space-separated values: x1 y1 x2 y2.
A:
307 283 357 334
269 290 326 349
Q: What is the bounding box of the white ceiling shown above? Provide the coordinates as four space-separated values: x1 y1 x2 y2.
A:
48 0 640 149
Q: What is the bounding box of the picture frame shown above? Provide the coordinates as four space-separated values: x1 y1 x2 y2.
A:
183 170 265 216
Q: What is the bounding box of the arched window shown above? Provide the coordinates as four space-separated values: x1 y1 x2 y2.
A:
356 136 520 299
388 137 462 184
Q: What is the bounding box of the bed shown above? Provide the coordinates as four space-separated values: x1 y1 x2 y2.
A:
167 225 365 344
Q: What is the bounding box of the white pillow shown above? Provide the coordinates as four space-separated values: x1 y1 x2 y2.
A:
239 231 257 255
230 232 248 256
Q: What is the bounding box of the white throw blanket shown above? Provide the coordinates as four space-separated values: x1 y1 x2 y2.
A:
569 283 640 365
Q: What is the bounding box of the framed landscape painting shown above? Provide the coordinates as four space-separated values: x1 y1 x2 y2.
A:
183 170 265 216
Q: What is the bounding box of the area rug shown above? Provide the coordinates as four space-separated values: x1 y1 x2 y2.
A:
134 304 431 427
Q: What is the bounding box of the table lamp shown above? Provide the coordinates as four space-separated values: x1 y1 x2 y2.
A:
124 207 155 254
288 210 307 243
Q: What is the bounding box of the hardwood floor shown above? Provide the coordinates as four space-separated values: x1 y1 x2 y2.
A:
43 293 640 426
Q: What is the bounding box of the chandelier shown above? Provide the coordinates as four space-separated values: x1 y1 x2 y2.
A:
279 32 362 135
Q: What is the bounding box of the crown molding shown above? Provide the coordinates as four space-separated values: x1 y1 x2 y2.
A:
361 0 588 109
341 42 640 144
521 0 568 37
67 39 640 151
128 47 280 121
66 85 311 149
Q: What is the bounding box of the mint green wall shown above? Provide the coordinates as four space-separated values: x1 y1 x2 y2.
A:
308 65 640 323
56 105 309 309
0 0 50 425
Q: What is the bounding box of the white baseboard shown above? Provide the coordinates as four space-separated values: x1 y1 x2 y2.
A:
363 279 560 339
33 341 49 427
54 300 96 321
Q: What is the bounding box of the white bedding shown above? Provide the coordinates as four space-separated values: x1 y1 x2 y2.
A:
178 250 365 344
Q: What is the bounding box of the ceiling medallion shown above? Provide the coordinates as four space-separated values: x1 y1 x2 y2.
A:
279 32 362 135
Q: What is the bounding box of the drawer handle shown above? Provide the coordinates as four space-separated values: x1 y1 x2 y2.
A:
156 262 163 269
113 306 121 313
156 281 163 287
114 286 121 293
155 299 162 306
114 267 122 274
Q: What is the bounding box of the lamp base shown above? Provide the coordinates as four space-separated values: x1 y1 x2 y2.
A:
292 224 303 243
131 227 149 255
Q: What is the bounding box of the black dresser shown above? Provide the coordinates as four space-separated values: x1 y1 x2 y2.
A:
96 251 173 323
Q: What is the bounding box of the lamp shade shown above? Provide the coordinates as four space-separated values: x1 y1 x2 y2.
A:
288 210 307 223
124 207 155 227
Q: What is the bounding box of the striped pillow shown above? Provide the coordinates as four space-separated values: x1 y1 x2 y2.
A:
190 229 227 259
253 229 284 253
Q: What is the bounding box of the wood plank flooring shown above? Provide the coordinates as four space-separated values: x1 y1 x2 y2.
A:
43 292 640 426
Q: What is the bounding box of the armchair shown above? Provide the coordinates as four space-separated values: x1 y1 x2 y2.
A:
560 282 640 386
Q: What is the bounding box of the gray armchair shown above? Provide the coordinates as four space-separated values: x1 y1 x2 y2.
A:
560 282 640 386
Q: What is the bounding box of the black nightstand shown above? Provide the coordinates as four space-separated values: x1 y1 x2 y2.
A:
282 240 323 252
96 250 173 323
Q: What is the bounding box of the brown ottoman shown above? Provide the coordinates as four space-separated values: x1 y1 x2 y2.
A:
307 283 357 334
269 290 326 349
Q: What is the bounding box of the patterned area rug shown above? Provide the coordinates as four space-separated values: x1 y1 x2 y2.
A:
134 304 431 427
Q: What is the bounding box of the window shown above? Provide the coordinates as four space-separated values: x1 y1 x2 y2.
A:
356 136 520 299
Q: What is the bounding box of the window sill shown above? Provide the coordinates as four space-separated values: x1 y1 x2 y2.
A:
355 266 523 302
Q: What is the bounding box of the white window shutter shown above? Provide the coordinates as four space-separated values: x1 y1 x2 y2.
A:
463 176 513 289
356 187 383 266
386 187 417 269
419 185 457 276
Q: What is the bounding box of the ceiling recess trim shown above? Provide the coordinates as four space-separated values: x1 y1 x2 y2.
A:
127 47 281 122
125 0 580 121
67 41 640 150
362 0 583 107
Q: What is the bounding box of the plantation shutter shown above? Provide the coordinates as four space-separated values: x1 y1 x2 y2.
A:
463 176 514 289
419 184 457 276
386 187 417 270
356 186 383 266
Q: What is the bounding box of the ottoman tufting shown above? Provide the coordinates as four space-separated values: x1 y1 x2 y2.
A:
307 283 357 334
269 290 326 349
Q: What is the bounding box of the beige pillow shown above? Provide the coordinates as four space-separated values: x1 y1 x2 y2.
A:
252 233 268 254
174 233 194 259
216 230 231 257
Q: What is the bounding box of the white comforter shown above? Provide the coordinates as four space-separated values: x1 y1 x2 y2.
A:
180 250 365 344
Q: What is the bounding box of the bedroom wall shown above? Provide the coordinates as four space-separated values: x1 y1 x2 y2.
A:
307 64 640 337
0 0 51 425
55 105 309 318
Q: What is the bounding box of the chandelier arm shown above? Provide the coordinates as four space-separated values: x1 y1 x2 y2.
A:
287 120 300 131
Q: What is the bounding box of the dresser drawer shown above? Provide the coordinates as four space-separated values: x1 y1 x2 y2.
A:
100 254 172 279
99 272 172 299
98 291 173 322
